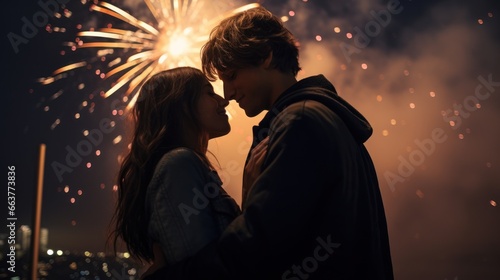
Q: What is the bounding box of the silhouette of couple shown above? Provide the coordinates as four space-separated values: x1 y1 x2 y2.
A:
110 6 393 280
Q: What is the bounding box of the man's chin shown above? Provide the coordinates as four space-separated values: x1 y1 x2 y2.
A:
243 108 263 118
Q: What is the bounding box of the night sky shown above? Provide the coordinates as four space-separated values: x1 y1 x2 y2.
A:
3 0 500 279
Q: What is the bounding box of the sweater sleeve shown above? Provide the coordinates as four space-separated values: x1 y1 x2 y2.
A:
146 148 220 264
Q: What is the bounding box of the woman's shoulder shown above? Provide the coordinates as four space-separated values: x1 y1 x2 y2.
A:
157 147 206 169
147 148 211 192
151 147 211 181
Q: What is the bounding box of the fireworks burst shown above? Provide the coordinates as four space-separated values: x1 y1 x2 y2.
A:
32 0 259 215
39 0 259 111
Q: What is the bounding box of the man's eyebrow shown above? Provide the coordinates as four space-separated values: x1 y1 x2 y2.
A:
218 72 228 79
219 70 235 80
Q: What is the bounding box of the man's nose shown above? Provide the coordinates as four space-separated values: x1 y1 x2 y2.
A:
219 95 229 107
215 93 229 107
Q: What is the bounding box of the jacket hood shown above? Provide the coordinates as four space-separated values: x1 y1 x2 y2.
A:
271 75 373 143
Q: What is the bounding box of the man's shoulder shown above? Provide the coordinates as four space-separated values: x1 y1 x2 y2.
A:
280 99 337 120
278 84 338 114
269 99 342 137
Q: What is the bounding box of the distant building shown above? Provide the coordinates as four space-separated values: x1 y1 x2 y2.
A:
18 225 31 256
16 225 50 257
40 228 49 253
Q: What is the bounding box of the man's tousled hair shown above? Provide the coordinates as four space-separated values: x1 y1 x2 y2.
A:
201 6 301 81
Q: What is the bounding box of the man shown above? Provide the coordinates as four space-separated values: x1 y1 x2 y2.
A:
145 6 393 280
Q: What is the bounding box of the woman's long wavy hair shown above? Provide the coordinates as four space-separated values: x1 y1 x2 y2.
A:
109 67 212 262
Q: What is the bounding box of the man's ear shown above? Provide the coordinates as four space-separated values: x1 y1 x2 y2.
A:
262 52 273 69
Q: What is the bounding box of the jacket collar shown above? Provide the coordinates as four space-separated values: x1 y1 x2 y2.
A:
251 75 335 146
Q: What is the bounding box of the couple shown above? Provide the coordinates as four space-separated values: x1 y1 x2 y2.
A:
110 6 394 280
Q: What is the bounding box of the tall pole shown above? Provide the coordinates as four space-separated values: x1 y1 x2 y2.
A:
31 143 46 280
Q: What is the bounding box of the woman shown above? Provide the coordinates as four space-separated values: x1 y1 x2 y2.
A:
109 67 263 275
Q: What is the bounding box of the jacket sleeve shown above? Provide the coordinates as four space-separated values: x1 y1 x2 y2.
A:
146 149 221 264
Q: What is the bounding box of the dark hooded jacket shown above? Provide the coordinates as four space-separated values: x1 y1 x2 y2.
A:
144 75 394 280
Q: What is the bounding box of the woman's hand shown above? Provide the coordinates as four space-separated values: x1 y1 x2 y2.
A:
140 243 166 280
243 136 269 193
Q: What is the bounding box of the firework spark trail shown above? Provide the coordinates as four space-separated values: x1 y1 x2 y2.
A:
30 0 262 230
41 0 260 111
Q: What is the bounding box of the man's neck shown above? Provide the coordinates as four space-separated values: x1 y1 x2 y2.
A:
269 73 297 107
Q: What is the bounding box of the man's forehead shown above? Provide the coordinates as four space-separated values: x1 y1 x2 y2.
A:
216 69 234 80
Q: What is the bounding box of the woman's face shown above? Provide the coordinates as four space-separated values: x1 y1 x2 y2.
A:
196 81 230 139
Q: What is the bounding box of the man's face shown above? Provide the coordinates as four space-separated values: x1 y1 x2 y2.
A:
217 65 273 117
